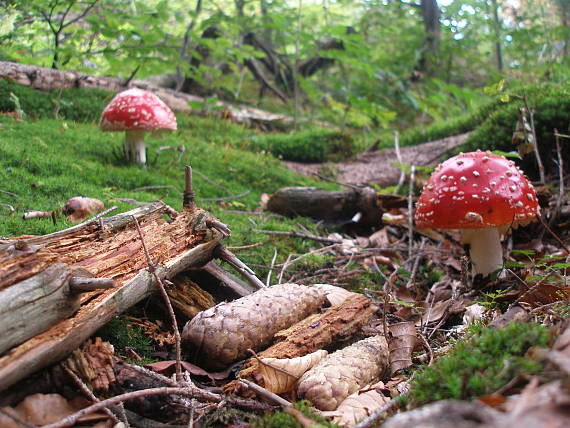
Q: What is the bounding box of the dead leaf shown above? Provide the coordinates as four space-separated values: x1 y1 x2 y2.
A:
388 322 416 373
145 360 239 380
314 284 359 306
0 393 107 427
63 196 104 223
258 350 328 394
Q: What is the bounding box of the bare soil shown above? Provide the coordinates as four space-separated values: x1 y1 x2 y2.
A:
284 133 471 186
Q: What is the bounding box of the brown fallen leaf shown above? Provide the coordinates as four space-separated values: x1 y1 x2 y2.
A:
0 393 107 427
63 196 104 223
145 360 240 380
388 322 416 373
258 350 328 394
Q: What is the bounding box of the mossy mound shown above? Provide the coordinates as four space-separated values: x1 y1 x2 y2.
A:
247 128 357 163
407 322 549 407
0 78 112 122
400 82 570 179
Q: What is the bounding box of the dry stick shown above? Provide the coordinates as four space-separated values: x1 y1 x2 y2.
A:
132 185 182 194
201 190 251 202
255 229 343 244
407 165 416 262
417 332 434 366
0 202 14 212
226 242 263 250
183 165 195 209
42 387 219 428
62 364 123 426
215 245 266 289
205 218 231 237
266 247 278 286
394 131 406 194
277 244 338 284
0 408 36 428
21 206 117 245
132 216 182 379
522 97 545 183
0 189 19 198
238 379 291 407
538 215 570 254
192 168 229 192
549 129 565 227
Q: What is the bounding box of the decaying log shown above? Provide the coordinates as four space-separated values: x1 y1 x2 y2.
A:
0 201 223 392
0 61 329 130
266 186 382 227
167 275 215 320
231 293 376 389
201 260 258 297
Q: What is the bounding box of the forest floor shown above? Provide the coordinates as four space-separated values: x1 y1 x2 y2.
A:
283 133 471 186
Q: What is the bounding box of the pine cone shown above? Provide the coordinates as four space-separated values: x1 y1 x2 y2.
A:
296 335 389 410
181 283 326 369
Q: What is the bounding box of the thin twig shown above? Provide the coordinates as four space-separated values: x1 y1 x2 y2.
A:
0 408 36 428
62 364 123 426
0 189 18 198
201 190 251 202
417 332 434 366
255 229 343 244
352 397 399 428
538 215 569 253
226 242 263 250
266 247 278 286
394 131 405 194
522 98 545 183
132 216 182 379
215 245 266 289
238 379 291 407
133 185 182 194
43 387 220 428
278 244 338 284
549 129 564 226
407 165 416 262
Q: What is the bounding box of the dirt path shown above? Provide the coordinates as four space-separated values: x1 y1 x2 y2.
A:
284 133 471 186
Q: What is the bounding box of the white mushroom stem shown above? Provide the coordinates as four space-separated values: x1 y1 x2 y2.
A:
125 129 147 165
461 228 504 277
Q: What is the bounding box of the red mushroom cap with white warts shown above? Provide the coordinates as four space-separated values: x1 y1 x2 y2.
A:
415 151 539 230
99 88 177 132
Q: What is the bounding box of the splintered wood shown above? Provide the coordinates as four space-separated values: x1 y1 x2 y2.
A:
0 201 223 392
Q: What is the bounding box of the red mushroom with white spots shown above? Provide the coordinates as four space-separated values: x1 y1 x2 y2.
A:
99 88 177 166
415 151 540 277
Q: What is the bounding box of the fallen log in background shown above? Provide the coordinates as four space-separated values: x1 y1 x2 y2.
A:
0 61 332 130
266 186 382 227
0 201 223 392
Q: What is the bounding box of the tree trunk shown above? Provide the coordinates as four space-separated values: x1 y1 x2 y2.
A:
417 0 441 77
0 201 223 393
491 0 504 71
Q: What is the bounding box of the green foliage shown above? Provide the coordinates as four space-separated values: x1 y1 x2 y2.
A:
247 129 357 163
408 322 549 406
0 79 111 122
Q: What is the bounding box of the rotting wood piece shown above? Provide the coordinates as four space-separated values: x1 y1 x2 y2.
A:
266 186 382 227
229 293 375 392
167 275 215 320
0 202 223 393
0 264 80 355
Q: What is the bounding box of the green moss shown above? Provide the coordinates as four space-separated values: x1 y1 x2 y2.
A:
408 322 549 407
247 128 357 163
96 317 155 363
0 79 111 122
251 401 336 428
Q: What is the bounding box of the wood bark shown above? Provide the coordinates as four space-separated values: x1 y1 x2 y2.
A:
0 61 323 130
266 186 382 227
228 293 375 392
0 201 223 392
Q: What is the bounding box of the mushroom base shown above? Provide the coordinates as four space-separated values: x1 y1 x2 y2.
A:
461 227 504 277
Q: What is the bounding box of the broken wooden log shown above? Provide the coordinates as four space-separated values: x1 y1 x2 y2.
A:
0 200 223 392
266 186 382 227
0 61 333 130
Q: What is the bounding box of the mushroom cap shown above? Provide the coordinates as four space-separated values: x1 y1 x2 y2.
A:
99 88 177 132
415 151 539 229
